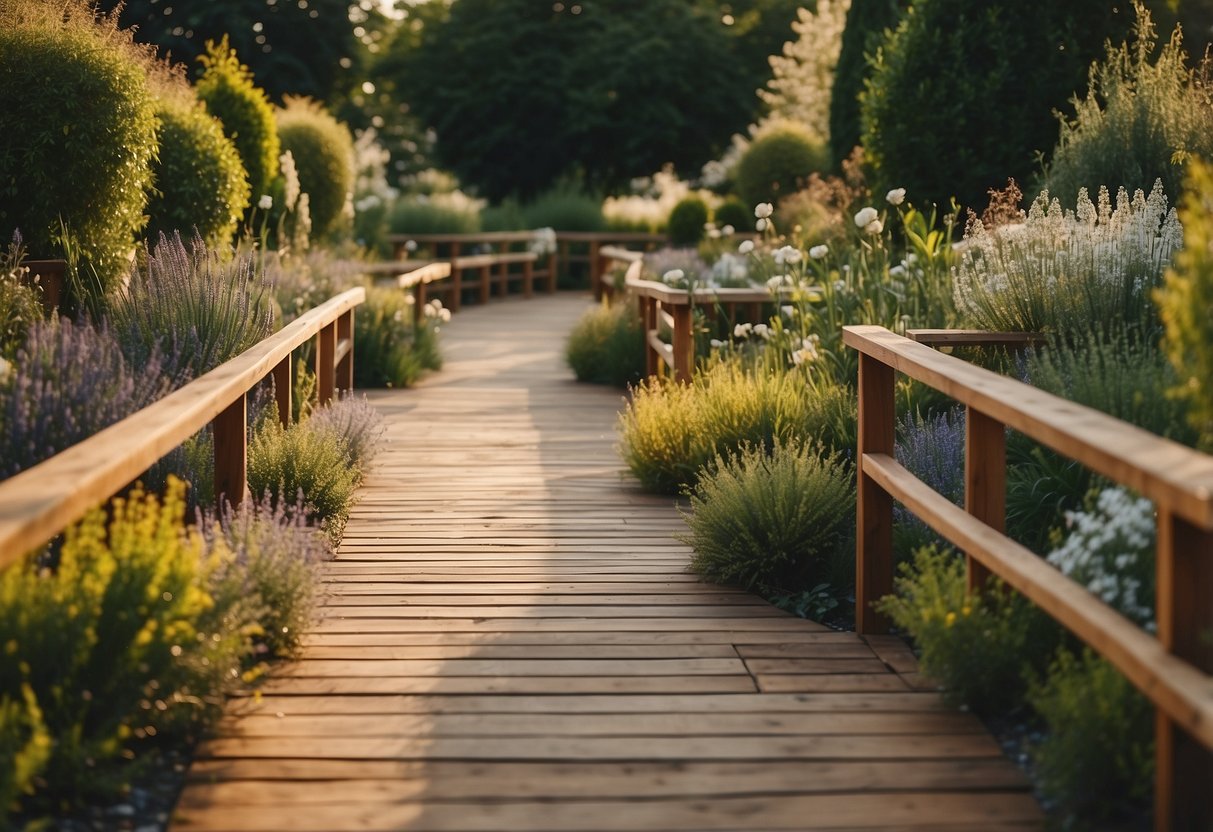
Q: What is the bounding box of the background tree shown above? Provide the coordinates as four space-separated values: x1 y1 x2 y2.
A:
828 0 905 167
393 0 794 200
860 0 1128 212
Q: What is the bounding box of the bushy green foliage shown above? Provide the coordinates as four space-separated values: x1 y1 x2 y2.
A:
565 300 645 387
196 37 280 202
860 0 1124 211
829 0 904 166
666 197 710 246
618 360 855 494
145 95 250 247
0 239 43 360
276 97 355 239
713 198 751 232
680 439 854 593
247 413 360 543
309 396 386 473
0 686 49 820
877 546 1061 715
353 287 443 388
1027 649 1153 823
480 200 527 232
1157 159 1213 449
0 481 252 805
953 181 1181 338
0 1 158 294
1045 7 1213 205
735 123 829 209
521 185 606 232
388 197 482 235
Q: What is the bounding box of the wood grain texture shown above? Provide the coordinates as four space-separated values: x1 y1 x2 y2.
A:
175 295 1039 831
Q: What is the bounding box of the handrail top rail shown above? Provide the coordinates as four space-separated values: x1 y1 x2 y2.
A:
598 245 645 263
844 324 1213 527
625 272 788 306
451 251 538 268
554 231 667 242
0 287 366 567
386 230 666 244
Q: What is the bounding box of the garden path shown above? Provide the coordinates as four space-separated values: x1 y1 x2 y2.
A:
172 293 1042 831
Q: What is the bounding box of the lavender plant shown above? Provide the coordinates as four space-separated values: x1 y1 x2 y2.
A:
0 319 170 479
308 395 386 476
109 232 274 384
894 409 965 555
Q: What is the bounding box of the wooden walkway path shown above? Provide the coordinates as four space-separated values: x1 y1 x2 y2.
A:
174 294 1042 831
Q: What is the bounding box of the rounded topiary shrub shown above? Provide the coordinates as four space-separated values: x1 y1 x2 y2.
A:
666 197 710 246
734 122 829 210
275 97 355 239
196 37 280 203
859 0 1125 212
0 1 158 294
713 198 751 232
145 95 250 247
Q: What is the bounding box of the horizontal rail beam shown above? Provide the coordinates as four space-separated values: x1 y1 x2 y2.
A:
0 288 366 566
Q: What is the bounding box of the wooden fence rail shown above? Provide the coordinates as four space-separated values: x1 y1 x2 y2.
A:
0 288 366 570
844 323 1213 832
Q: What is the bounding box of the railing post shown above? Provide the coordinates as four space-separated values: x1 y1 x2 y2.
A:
589 240 602 298
964 408 1004 591
856 352 895 634
316 320 336 406
1155 508 1213 832
213 394 247 508
639 294 657 378
671 302 693 384
337 308 354 393
272 356 292 426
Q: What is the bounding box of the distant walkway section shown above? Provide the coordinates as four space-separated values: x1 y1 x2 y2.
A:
174 293 1042 831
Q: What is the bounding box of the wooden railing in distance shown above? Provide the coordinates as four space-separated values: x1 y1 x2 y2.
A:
356 261 452 326
844 323 1213 831
386 232 555 310
616 257 777 383
0 288 366 571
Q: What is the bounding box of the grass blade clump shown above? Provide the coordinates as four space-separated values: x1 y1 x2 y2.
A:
680 439 854 594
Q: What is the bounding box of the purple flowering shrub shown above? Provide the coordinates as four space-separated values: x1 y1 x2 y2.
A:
893 408 965 555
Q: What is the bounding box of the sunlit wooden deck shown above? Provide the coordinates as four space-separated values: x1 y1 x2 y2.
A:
173 293 1042 831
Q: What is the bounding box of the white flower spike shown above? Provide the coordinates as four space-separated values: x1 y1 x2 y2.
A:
738 240 755 255
258 194 274 211
809 244 829 260
854 206 878 228
754 202 774 219
886 188 906 206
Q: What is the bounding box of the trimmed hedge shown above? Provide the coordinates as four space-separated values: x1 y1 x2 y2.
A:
276 97 355 239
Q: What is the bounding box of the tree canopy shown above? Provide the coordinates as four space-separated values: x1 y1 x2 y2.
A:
392 0 797 200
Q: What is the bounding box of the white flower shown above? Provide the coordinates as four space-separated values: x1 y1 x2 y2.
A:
404 293 416 305
663 269 685 283
833 279 845 291
280 151 300 210
738 240 755 254
708 228 722 239
890 264 907 278
809 244 829 260
405 240 418 252
864 219 884 235
765 275 789 291
258 194 274 211
709 338 724 348
439 307 452 322
754 202 774 219
752 323 770 340
733 322 753 338
854 206 878 227
886 188 906 206
721 224 735 236
781 305 795 318
756 218 768 231
774 245 802 265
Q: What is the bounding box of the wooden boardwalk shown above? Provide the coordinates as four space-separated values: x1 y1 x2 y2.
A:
174 294 1042 831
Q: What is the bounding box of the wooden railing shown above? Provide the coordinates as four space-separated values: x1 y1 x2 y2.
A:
845 324 1213 831
0 288 366 569
607 255 777 383
353 260 452 325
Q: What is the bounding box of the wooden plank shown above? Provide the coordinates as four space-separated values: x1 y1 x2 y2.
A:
252 675 759 696
271 657 751 677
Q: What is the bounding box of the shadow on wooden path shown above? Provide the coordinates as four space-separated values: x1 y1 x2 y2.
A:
174 293 1042 831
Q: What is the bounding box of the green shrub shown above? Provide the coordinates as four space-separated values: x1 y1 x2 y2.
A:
196 36 280 203
521 185 606 232
276 97 355 239
0 480 251 806
1028 648 1153 823
0 686 50 820
877 545 1062 716
735 122 829 210
309 395 386 474
829 0 905 167
1045 7 1213 205
713 198 751 233
0 0 158 294
353 287 443 388
0 238 43 360
480 200 528 232
1158 158 1213 449
667 197 710 246
859 0 1123 212
388 197 482 236
1027 331 1194 443
145 94 250 247
565 300 645 387
953 181 1182 338
247 413 360 543
680 439 854 594
618 360 855 494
